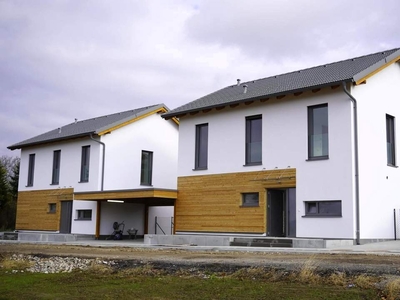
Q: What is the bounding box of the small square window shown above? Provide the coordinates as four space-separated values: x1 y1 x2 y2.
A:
76 209 92 220
242 193 259 207
48 203 56 214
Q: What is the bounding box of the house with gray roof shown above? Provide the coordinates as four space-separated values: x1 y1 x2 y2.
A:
163 48 400 245
8 104 179 239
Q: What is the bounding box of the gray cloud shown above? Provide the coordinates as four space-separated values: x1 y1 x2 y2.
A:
185 0 400 63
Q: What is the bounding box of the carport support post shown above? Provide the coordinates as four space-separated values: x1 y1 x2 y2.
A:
95 201 101 239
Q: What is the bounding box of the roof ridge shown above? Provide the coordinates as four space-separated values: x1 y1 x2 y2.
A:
8 103 167 150
162 47 400 119
238 48 400 86
70 103 162 125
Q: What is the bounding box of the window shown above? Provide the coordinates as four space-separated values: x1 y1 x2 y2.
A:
48 203 56 214
242 193 259 207
80 146 90 182
76 209 92 220
51 150 61 184
386 114 396 166
27 153 35 186
195 123 208 169
140 150 153 185
304 201 341 217
308 104 329 159
245 115 262 165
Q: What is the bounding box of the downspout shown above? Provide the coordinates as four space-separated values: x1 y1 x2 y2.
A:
90 134 105 191
342 82 361 245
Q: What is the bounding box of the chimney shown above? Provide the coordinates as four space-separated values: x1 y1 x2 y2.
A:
74 118 78 124
243 84 248 94
237 79 241 86
58 127 62 133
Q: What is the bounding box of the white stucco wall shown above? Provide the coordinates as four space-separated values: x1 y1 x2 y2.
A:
147 206 174 234
101 114 178 190
18 138 101 192
70 200 97 234
177 88 355 239
353 62 400 239
99 202 145 236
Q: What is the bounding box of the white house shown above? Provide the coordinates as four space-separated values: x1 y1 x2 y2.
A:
162 48 400 244
8 104 178 238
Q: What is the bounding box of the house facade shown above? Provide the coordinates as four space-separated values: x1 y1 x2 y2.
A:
163 48 400 243
8 104 178 238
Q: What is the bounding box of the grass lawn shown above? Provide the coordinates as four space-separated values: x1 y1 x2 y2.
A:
0 271 379 300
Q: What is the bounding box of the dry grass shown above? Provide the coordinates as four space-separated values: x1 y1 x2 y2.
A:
296 258 320 284
353 274 376 289
119 264 163 277
87 261 113 274
385 277 400 300
326 272 347 286
0 256 34 271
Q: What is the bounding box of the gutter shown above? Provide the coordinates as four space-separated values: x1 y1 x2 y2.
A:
89 134 105 191
342 82 361 245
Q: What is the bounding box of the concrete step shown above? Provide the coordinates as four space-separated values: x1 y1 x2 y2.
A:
18 233 95 242
0 232 18 240
230 238 293 248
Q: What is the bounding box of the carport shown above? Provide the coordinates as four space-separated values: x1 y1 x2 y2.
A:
73 189 177 239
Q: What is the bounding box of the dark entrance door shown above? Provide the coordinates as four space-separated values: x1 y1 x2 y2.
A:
267 190 286 236
60 201 72 233
267 188 296 237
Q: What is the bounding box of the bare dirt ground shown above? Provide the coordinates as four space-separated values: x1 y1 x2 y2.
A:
1 242 400 276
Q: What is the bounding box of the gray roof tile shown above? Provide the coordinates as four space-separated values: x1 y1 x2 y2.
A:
163 48 400 118
8 104 166 150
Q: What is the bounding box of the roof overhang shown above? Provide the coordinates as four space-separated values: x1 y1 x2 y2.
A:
353 49 400 85
7 132 96 151
96 106 178 135
162 80 351 120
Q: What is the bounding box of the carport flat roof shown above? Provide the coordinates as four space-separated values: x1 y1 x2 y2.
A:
74 188 177 201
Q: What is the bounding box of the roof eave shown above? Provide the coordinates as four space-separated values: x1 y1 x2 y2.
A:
162 80 352 119
7 132 97 150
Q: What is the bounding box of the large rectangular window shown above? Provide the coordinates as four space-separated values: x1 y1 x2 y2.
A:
51 150 61 185
140 150 153 185
245 115 262 165
308 104 329 159
80 146 90 182
386 114 396 166
195 123 208 169
304 200 341 217
27 153 35 187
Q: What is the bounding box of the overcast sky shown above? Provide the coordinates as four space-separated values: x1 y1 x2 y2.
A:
1 0 399 157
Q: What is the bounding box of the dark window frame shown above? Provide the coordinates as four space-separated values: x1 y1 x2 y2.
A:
80 145 90 182
27 153 35 187
245 115 262 165
303 200 342 217
76 209 92 220
386 114 396 166
48 203 56 214
307 104 329 160
241 192 259 207
194 123 208 170
51 150 61 185
140 150 153 186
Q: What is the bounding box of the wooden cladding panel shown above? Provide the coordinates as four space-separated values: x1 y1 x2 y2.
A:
176 168 296 233
16 188 73 231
